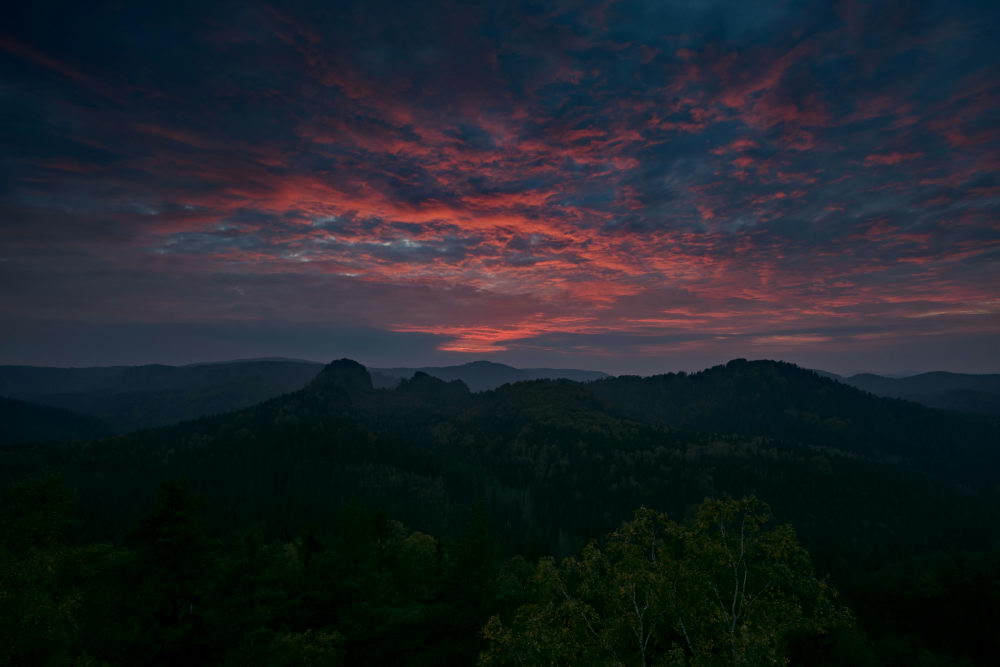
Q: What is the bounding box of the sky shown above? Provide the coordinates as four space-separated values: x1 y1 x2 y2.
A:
1 0 998 375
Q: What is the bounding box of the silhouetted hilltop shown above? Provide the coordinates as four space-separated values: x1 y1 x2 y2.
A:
307 358 373 393
588 359 998 484
3 356 997 665
371 360 607 391
4 356 997 454
0 358 608 433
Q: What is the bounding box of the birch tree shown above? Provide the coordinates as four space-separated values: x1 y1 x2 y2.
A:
480 498 848 666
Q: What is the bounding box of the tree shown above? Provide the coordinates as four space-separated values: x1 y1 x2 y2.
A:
480 498 850 666
128 479 215 665
224 628 344 666
0 477 78 665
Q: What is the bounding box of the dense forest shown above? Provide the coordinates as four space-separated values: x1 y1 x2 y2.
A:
0 396 114 445
2 359 999 665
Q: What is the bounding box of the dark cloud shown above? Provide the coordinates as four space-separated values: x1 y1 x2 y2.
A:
1 0 998 373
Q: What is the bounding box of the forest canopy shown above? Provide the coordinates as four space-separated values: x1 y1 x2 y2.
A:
2 359 998 665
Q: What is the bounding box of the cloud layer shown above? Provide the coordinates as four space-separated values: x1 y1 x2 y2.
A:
1 0 998 372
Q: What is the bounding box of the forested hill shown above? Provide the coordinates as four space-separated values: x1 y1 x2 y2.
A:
0 396 113 445
587 359 1000 486
0 358 610 431
4 358 1000 664
6 359 998 564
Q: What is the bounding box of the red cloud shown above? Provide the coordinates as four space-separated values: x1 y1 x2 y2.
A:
864 152 922 166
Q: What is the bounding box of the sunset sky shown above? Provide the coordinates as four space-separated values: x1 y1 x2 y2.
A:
2 0 998 374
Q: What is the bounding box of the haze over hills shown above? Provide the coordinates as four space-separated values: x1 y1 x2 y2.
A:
5 355 999 439
822 370 1000 415
0 359 610 432
0 359 324 433
3 357 1000 664
5 358 997 542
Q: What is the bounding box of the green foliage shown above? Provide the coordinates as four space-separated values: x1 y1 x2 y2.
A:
0 478 505 665
588 359 1000 486
480 498 851 666
224 628 345 666
848 549 1000 665
3 359 998 665
0 477 79 666
126 480 215 664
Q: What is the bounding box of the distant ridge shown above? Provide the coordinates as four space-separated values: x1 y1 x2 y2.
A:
185 356 322 367
371 360 608 392
0 358 607 437
0 358 324 433
8 355 998 569
6 356 995 443
838 371 1000 415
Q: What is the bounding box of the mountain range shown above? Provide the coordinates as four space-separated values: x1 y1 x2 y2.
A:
5 358 996 548
2 357 998 443
0 359 608 436
835 371 1000 414
3 357 999 664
